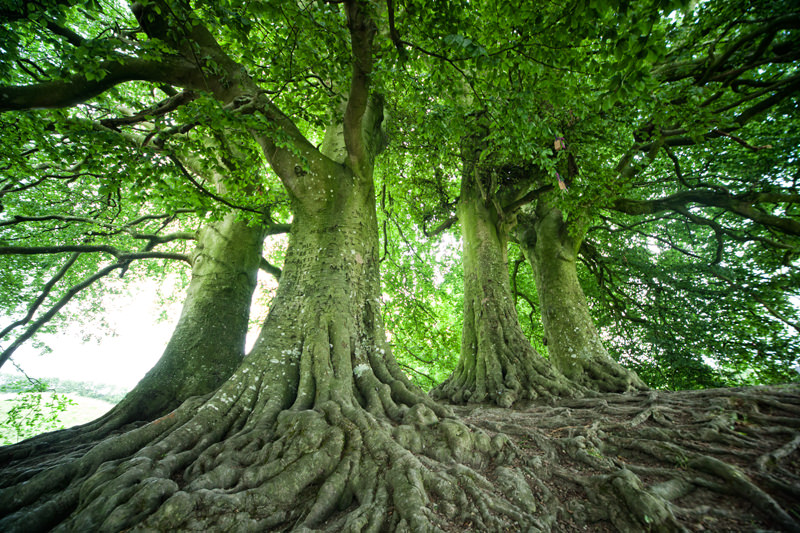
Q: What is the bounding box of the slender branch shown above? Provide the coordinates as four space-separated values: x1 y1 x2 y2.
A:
707 271 800 333
100 91 197 129
0 214 197 244
124 210 195 228
0 253 80 342
7 358 50 389
503 184 555 213
423 215 458 238
399 343 435 365
398 360 437 386
753 297 800 333
168 155 266 216
386 0 405 58
0 261 124 368
590 216 705 259
672 206 726 265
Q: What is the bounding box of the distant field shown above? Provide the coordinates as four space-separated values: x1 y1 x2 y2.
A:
0 393 116 444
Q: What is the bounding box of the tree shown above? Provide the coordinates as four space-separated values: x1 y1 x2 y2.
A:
1 0 799 531
430 131 579 406
1 1 520 530
384 0 799 396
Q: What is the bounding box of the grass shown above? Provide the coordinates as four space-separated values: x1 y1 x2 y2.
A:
0 393 116 445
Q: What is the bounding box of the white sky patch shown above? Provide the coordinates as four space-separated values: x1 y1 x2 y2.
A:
646 236 664 256
1 278 183 389
432 233 461 287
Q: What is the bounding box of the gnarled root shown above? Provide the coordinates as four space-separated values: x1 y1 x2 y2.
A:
2 380 799 531
0 358 541 532
461 384 800 532
571 356 649 394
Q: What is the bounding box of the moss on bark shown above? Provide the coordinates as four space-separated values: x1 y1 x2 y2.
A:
432 162 577 407
0 158 539 532
516 201 647 393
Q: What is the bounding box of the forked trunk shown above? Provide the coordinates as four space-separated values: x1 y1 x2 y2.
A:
245 160 427 416
517 202 647 392
432 163 576 406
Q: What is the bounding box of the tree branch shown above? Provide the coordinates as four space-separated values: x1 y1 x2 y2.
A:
0 56 198 112
612 189 800 236
423 215 458 238
343 0 377 171
0 261 127 369
503 184 555 214
0 214 197 244
167 155 266 216
0 253 80 342
44 19 85 47
260 257 282 280
0 245 190 263
100 90 198 129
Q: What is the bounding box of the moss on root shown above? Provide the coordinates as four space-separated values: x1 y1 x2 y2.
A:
2 384 799 531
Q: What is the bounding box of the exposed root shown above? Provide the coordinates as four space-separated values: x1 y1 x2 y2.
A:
2 383 799 531
0 394 170 470
0 348 534 532
571 356 649 394
457 384 800 532
431 340 581 407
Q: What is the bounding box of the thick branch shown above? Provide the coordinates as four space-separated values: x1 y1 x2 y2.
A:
0 56 198 112
265 222 292 236
260 257 282 280
612 190 800 236
0 245 190 263
44 19 85 46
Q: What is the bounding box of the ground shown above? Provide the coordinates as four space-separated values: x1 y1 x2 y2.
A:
452 384 800 532
0 383 798 531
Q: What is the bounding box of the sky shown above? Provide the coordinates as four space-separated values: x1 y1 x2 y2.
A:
1 281 182 389
1 269 278 390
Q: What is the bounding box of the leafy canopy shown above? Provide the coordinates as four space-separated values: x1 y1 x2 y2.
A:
0 0 798 390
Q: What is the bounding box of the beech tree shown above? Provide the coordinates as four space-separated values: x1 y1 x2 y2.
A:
1 0 800 531
384 0 799 397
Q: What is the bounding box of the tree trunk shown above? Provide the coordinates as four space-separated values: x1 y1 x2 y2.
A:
516 201 647 392
0 134 533 531
0 213 265 462
432 164 577 407
114 212 266 419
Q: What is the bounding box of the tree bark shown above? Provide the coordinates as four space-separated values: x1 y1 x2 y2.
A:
114 212 265 419
432 162 577 406
516 200 647 392
0 127 527 531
